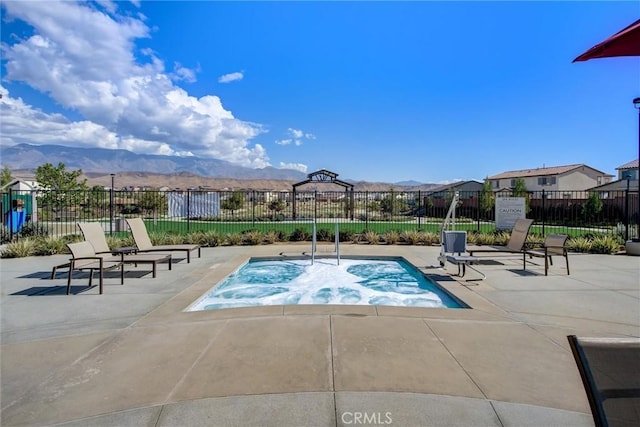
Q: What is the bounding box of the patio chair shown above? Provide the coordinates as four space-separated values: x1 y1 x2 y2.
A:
441 230 485 281
66 241 124 295
78 222 172 277
526 234 570 275
467 218 534 269
567 335 640 427
125 217 201 263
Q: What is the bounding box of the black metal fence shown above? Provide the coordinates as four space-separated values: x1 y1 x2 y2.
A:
2 188 638 242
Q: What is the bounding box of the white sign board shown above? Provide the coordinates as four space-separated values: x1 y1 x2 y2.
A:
495 197 526 230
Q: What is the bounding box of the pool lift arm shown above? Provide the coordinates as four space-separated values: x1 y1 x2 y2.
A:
438 192 461 267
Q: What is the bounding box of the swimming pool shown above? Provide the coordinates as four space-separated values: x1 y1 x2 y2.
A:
186 256 467 311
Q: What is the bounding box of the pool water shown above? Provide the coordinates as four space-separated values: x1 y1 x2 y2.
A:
187 257 466 311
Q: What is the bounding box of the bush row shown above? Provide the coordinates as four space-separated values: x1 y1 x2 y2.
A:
0 228 625 258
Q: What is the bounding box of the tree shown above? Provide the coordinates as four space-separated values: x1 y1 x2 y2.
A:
221 191 245 216
512 178 527 197
511 178 530 213
86 185 109 217
582 192 603 223
379 189 408 218
268 198 285 220
480 178 495 218
35 162 88 211
0 165 13 187
137 191 168 217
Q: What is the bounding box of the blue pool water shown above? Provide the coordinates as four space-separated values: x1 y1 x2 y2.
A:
187 257 466 311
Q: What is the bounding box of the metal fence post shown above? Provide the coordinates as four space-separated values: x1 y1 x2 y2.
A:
252 191 256 228
542 189 546 236
476 190 480 232
625 178 630 241
8 188 14 240
417 190 421 229
109 175 114 235
186 190 191 234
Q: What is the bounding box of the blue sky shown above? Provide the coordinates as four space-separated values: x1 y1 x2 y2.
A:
1 1 639 184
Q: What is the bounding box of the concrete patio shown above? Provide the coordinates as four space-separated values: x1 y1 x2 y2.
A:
1 243 638 426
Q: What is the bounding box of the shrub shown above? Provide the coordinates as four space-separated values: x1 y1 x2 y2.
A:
400 230 422 245
419 231 438 246
568 236 592 253
590 235 623 254
34 236 67 256
202 231 224 247
362 230 380 244
0 226 11 244
18 222 50 238
243 230 263 245
290 228 311 242
263 231 279 244
225 233 244 246
1 238 38 258
316 228 334 242
339 230 355 242
382 230 400 245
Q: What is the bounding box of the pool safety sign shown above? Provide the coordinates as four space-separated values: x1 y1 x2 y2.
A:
495 197 526 230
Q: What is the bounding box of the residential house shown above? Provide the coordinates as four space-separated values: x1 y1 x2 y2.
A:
487 164 613 199
616 159 639 180
423 180 483 205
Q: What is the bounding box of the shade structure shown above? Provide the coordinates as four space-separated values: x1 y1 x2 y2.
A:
573 18 640 62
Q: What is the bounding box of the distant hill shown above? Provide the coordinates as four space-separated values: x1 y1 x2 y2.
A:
2 143 440 191
0 143 307 181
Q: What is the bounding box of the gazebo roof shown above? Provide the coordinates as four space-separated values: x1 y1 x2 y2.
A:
292 169 353 190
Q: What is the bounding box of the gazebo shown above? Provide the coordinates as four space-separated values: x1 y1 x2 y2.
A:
291 169 354 220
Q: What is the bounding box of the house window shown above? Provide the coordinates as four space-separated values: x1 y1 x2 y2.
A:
494 180 499 188
597 176 602 185
510 179 516 187
621 170 637 180
538 177 556 186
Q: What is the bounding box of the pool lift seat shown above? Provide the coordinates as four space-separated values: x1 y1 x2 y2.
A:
438 192 485 281
442 230 485 281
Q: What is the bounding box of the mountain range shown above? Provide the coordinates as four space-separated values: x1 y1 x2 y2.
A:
1 143 307 180
1 143 436 190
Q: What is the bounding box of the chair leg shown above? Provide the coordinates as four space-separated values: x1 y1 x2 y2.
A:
99 267 103 295
544 255 549 276
67 261 73 295
565 253 570 275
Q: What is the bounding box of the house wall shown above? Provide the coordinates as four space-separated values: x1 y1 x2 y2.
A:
559 168 610 191
491 167 611 194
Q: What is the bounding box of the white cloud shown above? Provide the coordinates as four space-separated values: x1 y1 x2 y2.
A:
218 71 244 83
281 128 316 147
171 62 199 83
0 86 185 157
288 128 304 139
0 1 269 168
279 162 307 173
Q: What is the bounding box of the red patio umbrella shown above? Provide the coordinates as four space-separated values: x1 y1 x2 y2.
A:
573 18 640 61
573 18 640 246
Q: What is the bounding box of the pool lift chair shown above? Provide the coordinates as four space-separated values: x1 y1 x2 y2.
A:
438 192 485 281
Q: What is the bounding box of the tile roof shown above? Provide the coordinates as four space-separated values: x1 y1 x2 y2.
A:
616 159 639 169
488 164 609 179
